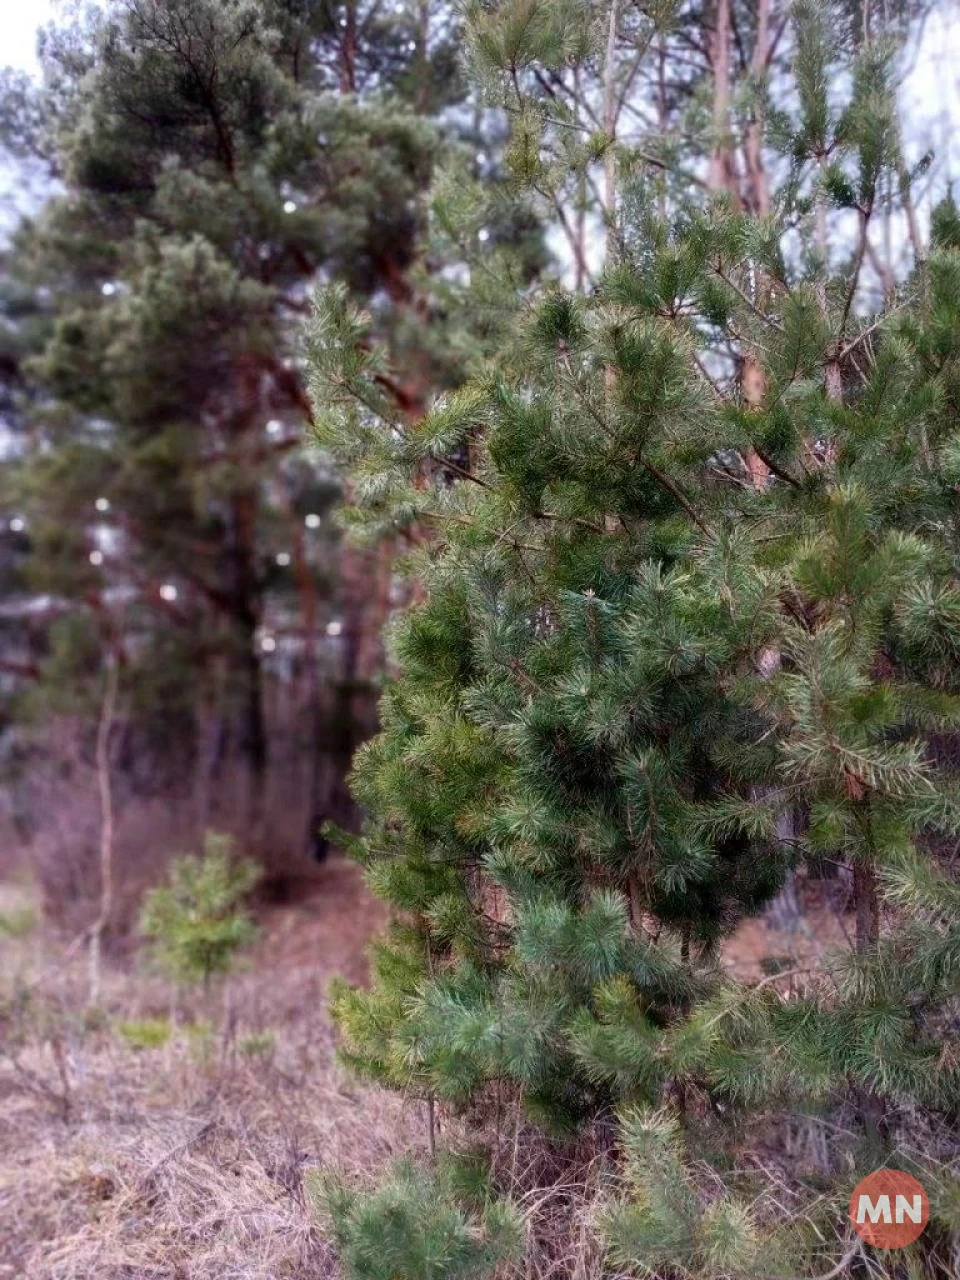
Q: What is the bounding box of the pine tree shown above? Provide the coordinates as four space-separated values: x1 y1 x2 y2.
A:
0 0 466 854
139 830 260 989
313 1 960 1275
314 1157 522 1280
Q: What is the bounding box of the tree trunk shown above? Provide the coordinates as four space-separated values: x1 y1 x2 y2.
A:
227 489 267 841
602 0 620 266
709 0 734 196
89 649 119 1006
853 857 880 952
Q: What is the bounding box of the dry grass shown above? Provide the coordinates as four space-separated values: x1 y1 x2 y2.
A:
0 861 425 1280
3 861 935 1280
0 862 843 1280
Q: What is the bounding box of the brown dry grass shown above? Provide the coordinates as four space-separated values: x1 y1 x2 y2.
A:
0 862 916 1280
0 861 424 1280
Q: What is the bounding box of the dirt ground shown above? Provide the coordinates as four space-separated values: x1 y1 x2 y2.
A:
723 874 853 981
0 861 854 1279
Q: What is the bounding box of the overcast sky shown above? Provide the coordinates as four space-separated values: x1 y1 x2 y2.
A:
1 1 53 75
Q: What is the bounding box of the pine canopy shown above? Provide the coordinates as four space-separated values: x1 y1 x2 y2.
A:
314 0 960 1275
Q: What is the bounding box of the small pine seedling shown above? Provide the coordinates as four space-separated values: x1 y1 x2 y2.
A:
311 1156 522 1280
139 832 261 990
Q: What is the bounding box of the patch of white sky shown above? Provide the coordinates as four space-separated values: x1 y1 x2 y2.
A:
1 1 53 75
902 5 960 186
0 0 54 229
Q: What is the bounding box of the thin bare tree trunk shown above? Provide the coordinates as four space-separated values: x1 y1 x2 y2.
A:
744 0 771 218
709 0 734 196
574 62 588 293
711 0 797 934
822 282 886 1152
603 0 620 266
415 0 430 115
89 650 119 1006
898 161 924 269
853 858 880 951
815 151 830 312
657 35 668 222
741 0 772 488
854 803 886 1154
339 0 357 93
280 488 328 856
709 0 768 489
600 0 622 544
229 492 268 843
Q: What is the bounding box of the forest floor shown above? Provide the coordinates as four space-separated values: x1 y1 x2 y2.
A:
0 863 850 1280
0 860 423 1280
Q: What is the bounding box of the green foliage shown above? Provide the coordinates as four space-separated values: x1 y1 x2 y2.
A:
115 1017 172 1050
601 1109 766 1279
310 1157 522 1280
312 1 957 1276
0 903 38 939
138 833 260 987
239 1029 276 1059
0 0 476 787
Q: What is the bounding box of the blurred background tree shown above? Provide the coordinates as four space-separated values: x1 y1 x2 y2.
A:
0 0 485 912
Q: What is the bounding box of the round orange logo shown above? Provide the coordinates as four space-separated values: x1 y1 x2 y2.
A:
849 1170 929 1249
